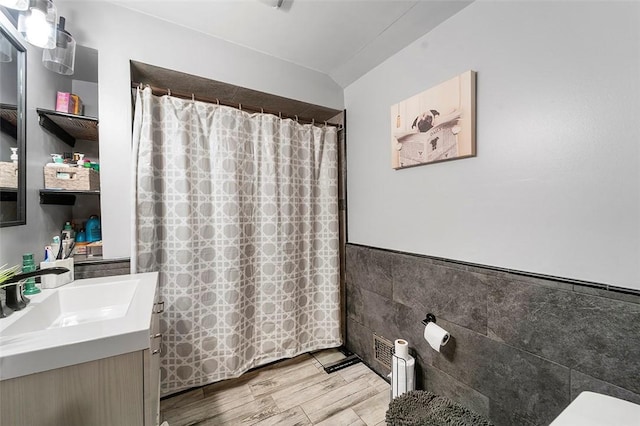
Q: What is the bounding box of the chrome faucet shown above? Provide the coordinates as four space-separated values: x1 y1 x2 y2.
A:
0 267 69 318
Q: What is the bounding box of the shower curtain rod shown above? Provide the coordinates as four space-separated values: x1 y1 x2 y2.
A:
131 81 342 128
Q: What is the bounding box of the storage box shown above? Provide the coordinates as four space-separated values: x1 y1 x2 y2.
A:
0 161 17 188
39 258 74 289
71 94 82 115
44 166 100 191
55 92 83 114
86 241 103 257
74 242 88 255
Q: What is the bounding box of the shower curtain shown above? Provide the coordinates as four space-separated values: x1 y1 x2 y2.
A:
132 87 341 395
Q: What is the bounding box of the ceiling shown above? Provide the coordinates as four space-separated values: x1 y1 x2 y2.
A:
110 0 473 87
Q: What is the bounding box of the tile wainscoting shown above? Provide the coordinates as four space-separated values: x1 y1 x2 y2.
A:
344 244 640 426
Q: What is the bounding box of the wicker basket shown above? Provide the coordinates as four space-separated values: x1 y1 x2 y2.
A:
44 166 100 191
0 161 18 188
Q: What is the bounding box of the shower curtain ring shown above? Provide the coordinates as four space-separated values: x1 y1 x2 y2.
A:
192 93 195 101
167 88 171 96
216 99 220 105
279 112 282 119
311 119 315 126
239 103 242 111
261 108 264 114
295 115 298 122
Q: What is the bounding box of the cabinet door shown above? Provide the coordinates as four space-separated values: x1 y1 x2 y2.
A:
1 352 144 426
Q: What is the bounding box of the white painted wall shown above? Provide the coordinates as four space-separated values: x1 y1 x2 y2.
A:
54 1 343 260
0 1 343 264
71 80 98 117
345 1 640 289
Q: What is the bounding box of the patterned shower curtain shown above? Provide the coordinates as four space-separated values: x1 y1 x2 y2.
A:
131 87 341 395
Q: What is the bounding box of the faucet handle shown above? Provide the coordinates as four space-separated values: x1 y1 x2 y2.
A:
5 283 27 311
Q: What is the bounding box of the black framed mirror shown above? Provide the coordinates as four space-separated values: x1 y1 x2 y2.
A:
0 19 26 227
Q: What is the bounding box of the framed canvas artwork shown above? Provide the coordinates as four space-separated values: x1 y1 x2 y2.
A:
391 70 476 169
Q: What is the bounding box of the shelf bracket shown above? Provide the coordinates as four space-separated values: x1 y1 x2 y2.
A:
38 114 76 147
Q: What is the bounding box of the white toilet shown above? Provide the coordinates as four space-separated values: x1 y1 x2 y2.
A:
550 391 640 426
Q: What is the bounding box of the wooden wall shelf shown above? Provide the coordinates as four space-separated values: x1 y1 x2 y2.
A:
0 104 18 139
0 187 18 202
36 108 98 147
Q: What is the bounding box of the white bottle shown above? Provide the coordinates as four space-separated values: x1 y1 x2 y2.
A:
61 222 75 242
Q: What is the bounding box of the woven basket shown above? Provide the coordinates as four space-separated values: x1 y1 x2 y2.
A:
44 166 100 191
0 161 18 188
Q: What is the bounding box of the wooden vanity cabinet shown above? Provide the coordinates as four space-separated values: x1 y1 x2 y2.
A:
0 297 163 426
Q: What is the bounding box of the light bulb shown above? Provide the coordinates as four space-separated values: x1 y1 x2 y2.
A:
25 9 49 46
17 0 57 49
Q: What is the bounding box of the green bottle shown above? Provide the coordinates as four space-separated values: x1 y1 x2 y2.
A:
22 253 40 295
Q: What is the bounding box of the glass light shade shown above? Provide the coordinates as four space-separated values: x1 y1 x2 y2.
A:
43 26 75 75
0 0 29 11
17 0 57 49
0 34 12 62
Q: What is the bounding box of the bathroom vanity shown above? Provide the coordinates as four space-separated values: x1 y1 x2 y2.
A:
0 272 161 426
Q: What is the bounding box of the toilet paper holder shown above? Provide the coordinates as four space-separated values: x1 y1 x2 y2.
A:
421 313 437 325
421 313 450 347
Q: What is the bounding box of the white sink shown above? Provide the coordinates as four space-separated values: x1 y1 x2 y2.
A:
550 391 640 426
1 279 137 336
0 272 158 380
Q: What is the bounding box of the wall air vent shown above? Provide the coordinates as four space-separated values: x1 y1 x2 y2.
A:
373 333 394 369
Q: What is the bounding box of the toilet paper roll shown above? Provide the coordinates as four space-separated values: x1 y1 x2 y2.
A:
424 322 450 352
394 339 409 360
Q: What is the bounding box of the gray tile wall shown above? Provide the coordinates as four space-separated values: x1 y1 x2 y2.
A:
345 244 640 426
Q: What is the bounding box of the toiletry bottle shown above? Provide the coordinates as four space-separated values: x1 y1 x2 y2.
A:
22 253 40 296
51 236 61 260
44 246 54 262
61 222 75 241
86 215 102 242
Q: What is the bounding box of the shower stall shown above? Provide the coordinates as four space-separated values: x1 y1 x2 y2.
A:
130 65 346 396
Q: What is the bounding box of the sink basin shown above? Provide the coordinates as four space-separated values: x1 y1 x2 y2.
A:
0 272 158 381
1 280 137 337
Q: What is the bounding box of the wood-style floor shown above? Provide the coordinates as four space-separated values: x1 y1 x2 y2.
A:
160 349 390 426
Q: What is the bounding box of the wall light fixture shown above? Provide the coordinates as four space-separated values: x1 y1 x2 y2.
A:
42 16 75 75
